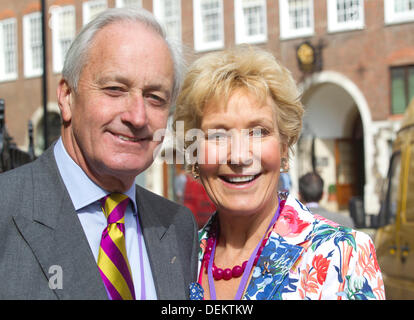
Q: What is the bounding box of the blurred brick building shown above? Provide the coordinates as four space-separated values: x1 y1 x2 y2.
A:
0 0 413 218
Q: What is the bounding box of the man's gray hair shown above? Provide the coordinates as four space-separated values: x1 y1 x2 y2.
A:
62 7 183 104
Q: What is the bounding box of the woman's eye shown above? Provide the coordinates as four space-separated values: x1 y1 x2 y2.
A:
207 130 227 142
250 128 269 137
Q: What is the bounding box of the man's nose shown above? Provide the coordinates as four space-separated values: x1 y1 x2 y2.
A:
121 94 148 128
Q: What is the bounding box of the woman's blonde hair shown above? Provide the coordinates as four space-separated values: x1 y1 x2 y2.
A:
173 45 304 159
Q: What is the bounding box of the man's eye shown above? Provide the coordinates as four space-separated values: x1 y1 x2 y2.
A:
104 86 125 95
145 93 167 106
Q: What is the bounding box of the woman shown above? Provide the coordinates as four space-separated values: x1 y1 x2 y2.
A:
174 46 385 300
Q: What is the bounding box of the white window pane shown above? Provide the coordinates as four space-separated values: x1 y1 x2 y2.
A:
51 5 76 73
193 0 224 51
153 0 182 43
29 14 43 72
288 0 311 29
328 0 364 32
3 21 17 74
0 18 17 81
24 12 43 77
385 0 414 24
115 0 142 8
235 0 266 44
201 0 221 42
244 4 264 35
394 0 414 12
280 0 313 39
83 0 107 25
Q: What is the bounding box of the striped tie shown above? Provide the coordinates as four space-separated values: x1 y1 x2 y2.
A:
97 193 136 300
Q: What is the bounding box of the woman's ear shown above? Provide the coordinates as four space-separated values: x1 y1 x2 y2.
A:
57 79 73 123
281 141 289 159
279 142 290 173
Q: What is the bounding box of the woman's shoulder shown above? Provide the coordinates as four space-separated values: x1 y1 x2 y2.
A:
275 194 372 248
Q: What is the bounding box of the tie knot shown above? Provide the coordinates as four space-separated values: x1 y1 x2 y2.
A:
100 193 130 224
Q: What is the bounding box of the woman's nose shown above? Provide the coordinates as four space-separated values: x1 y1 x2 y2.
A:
229 130 254 166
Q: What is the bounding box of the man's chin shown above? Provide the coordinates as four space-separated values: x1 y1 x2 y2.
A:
97 158 152 179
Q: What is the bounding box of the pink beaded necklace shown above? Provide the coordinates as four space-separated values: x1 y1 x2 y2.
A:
202 227 271 281
201 199 284 300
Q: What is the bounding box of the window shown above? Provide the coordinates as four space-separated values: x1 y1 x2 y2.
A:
23 12 43 78
83 0 107 25
153 0 182 44
391 65 414 114
0 18 17 82
279 0 314 39
193 0 224 52
327 0 364 32
115 0 142 8
234 0 267 44
385 0 414 24
51 5 76 73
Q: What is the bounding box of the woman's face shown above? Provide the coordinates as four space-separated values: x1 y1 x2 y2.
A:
198 88 287 218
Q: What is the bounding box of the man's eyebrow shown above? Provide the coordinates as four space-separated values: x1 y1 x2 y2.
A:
142 84 172 102
96 76 171 94
96 75 132 86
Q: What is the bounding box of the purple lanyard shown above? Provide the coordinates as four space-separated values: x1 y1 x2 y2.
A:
135 214 146 300
207 203 281 300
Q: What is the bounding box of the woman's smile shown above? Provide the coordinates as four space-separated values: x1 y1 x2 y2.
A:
218 173 262 189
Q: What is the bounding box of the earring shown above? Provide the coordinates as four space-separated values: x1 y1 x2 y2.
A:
280 158 289 173
192 163 200 179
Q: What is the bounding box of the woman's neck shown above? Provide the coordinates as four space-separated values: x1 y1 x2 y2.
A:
214 199 279 266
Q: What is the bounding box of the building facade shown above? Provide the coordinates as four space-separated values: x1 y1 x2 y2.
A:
0 0 413 217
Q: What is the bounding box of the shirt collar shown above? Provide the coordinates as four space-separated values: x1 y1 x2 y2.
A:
53 138 137 213
305 202 319 208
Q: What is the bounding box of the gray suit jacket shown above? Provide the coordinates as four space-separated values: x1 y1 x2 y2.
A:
0 145 198 299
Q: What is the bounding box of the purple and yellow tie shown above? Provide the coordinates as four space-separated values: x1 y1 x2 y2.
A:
97 193 136 300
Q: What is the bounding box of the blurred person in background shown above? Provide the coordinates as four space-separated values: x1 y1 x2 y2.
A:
174 46 384 300
299 172 354 228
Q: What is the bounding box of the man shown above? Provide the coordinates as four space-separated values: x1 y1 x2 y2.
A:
0 8 198 300
298 172 354 228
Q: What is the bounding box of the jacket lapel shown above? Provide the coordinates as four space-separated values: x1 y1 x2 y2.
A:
12 147 107 300
136 187 188 299
243 233 304 300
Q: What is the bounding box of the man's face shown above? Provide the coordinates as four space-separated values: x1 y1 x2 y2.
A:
58 21 174 191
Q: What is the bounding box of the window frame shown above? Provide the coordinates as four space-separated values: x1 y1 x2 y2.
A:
327 0 365 33
115 0 143 8
51 5 76 74
82 0 108 26
23 11 43 78
0 17 18 82
193 0 224 52
153 0 182 44
234 0 267 44
279 0 314 40
390 65 414 115
385 0 414 25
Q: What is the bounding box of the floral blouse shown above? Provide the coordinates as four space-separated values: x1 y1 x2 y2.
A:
197 194 385 300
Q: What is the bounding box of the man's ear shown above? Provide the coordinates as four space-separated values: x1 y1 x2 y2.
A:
57 79 73 123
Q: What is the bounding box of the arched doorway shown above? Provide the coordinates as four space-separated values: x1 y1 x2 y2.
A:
297 73 371 213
